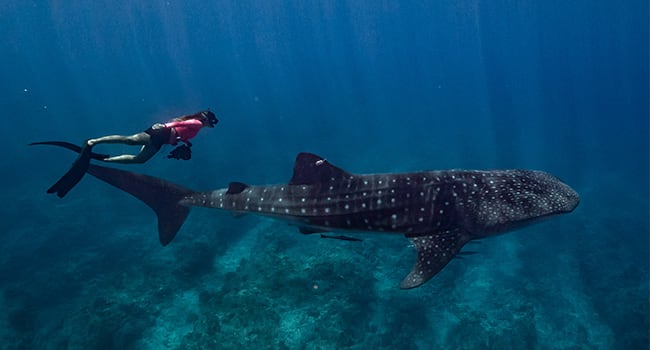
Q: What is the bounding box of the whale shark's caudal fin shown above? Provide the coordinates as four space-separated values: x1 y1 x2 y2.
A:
87 164 194 245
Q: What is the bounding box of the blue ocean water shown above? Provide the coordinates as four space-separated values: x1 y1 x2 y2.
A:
1 1 648 349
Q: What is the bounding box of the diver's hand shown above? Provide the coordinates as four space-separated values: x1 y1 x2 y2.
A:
167 144 191 160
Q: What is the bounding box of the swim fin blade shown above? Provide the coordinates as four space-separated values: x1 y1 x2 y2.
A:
29 141 109 161
47 144 92 198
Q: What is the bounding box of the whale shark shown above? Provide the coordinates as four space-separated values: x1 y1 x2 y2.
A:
84 152 580 289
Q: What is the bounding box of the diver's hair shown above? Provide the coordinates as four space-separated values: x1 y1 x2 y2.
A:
169 111 209 123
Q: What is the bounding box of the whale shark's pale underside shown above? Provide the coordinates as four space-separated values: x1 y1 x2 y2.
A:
86 152 579 289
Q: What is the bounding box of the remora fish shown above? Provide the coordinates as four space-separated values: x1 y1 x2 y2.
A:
86 152 579 289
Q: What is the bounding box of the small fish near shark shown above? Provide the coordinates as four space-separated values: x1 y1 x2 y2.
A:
77 152 579 289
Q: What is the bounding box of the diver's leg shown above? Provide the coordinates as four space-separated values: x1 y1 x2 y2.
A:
102 144 160 164
88 132 150 146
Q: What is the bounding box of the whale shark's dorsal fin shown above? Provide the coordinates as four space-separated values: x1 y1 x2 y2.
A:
289 152 352 185
227 182 249 194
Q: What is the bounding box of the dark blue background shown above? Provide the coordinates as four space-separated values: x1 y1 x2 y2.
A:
0 1 647 348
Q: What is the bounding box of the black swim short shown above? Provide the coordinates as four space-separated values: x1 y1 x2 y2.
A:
144 124 172 149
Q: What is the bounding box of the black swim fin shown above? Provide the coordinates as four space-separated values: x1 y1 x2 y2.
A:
46 144 92 198
29 141 109 161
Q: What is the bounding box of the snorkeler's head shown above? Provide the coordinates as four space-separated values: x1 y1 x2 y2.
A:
200 110 219 127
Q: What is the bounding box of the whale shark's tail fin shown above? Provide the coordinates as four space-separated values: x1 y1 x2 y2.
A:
87 164 194 245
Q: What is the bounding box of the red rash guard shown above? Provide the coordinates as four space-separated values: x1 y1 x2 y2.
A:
164 119 204 145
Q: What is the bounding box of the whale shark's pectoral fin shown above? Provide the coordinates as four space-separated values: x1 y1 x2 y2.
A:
400 232 472 289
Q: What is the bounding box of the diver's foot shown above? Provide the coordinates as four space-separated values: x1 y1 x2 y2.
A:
86 139 95 147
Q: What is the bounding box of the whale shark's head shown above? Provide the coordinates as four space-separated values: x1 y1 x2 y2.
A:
468 170 579 235
517 170 580 213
